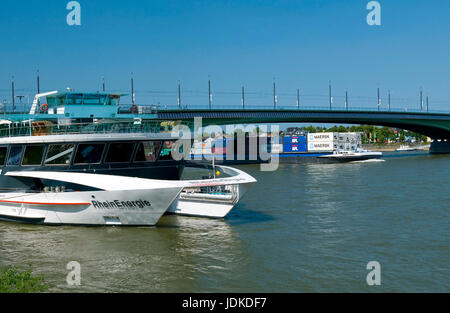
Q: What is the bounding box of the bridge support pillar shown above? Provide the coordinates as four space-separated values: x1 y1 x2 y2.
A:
430 140 450 154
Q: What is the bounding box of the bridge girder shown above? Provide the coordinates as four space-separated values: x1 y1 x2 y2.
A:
155 110 450 139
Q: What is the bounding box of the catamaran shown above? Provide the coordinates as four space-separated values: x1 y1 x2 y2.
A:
0 129 256 225
0 91 256 225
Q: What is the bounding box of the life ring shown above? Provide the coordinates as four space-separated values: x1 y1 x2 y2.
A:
40 103 49 111
130 104 138 113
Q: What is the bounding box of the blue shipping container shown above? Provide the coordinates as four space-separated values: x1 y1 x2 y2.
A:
283 136 307 145
283 143 307 153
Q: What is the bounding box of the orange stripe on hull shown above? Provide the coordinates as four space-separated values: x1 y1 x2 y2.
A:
0 200 90 206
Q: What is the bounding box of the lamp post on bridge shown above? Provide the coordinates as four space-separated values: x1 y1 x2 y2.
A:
130 73 135 106
377 87 381 111
37 70 40 94
178 80 181 109
242 84 245 110
273 79 277 109
329 81 332 110
297 88 300 110
208 77 212 110
345 90 348 111
420 88 423 112
11 76 15 113
388 90 391 111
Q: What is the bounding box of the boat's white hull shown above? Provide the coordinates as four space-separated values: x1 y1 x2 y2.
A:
0 165 256 224
167 166 256 218
168 198 234 218
319 151 382 162
396 148 418 151
0 188 181 226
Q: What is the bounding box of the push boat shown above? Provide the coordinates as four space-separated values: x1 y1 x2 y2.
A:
0 125 256 225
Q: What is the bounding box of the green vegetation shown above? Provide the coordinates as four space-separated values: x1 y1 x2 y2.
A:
0 265 48 293
203 124 428 145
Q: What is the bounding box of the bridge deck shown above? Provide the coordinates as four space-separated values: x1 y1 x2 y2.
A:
1 107 449 139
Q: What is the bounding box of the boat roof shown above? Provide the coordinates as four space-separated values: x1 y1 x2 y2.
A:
46 91 127 99
0 132 179 145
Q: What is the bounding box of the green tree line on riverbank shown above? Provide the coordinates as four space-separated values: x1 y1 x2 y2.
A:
213 125 428 144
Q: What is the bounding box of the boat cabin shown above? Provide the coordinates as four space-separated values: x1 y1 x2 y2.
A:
46 91 122 107
0 134 186 190
30 91 127 118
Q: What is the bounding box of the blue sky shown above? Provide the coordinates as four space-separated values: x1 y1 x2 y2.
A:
0 0 449 111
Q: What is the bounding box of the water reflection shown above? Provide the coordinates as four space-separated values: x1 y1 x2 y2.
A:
227 203 276 226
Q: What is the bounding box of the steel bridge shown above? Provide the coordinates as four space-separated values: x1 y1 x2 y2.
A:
154 108 450 139
2 106 450 139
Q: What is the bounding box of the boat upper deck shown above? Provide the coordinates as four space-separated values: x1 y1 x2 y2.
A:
0 119 180 143
0 131 178 144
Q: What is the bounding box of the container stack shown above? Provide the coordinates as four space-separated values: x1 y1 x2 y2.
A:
307 132 337 152
336 132 362 151
191 132 363 157
277 132 362 154
283 135 308 153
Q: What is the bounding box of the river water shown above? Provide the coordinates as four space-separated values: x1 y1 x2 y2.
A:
0 151 448 292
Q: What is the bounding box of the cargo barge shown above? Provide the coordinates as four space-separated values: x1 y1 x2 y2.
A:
190 132 382 164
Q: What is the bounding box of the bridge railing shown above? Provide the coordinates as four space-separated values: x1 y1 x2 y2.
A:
0 103 448 115
117 104 450 114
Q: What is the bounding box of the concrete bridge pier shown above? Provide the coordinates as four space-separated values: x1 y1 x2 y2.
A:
429 140 450 154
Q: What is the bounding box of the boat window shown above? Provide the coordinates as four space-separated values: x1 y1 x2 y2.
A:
74 144 105 164
7 146 24 166
0 147 7 165
45 144 75 165
99 96 110 105
134 141 161 162
83 94 103 105
105 142 135 163
159 141 176 161
110 96 120 105
66 94 84 105
47 97 55 106
22 145 45 166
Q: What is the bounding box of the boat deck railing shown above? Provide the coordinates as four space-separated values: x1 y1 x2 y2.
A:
0 120 168 138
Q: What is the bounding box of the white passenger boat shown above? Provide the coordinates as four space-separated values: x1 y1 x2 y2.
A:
319 149 382 162
0 90 257 224
396 145 419 151
0 124 256 225
1 165 256 224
